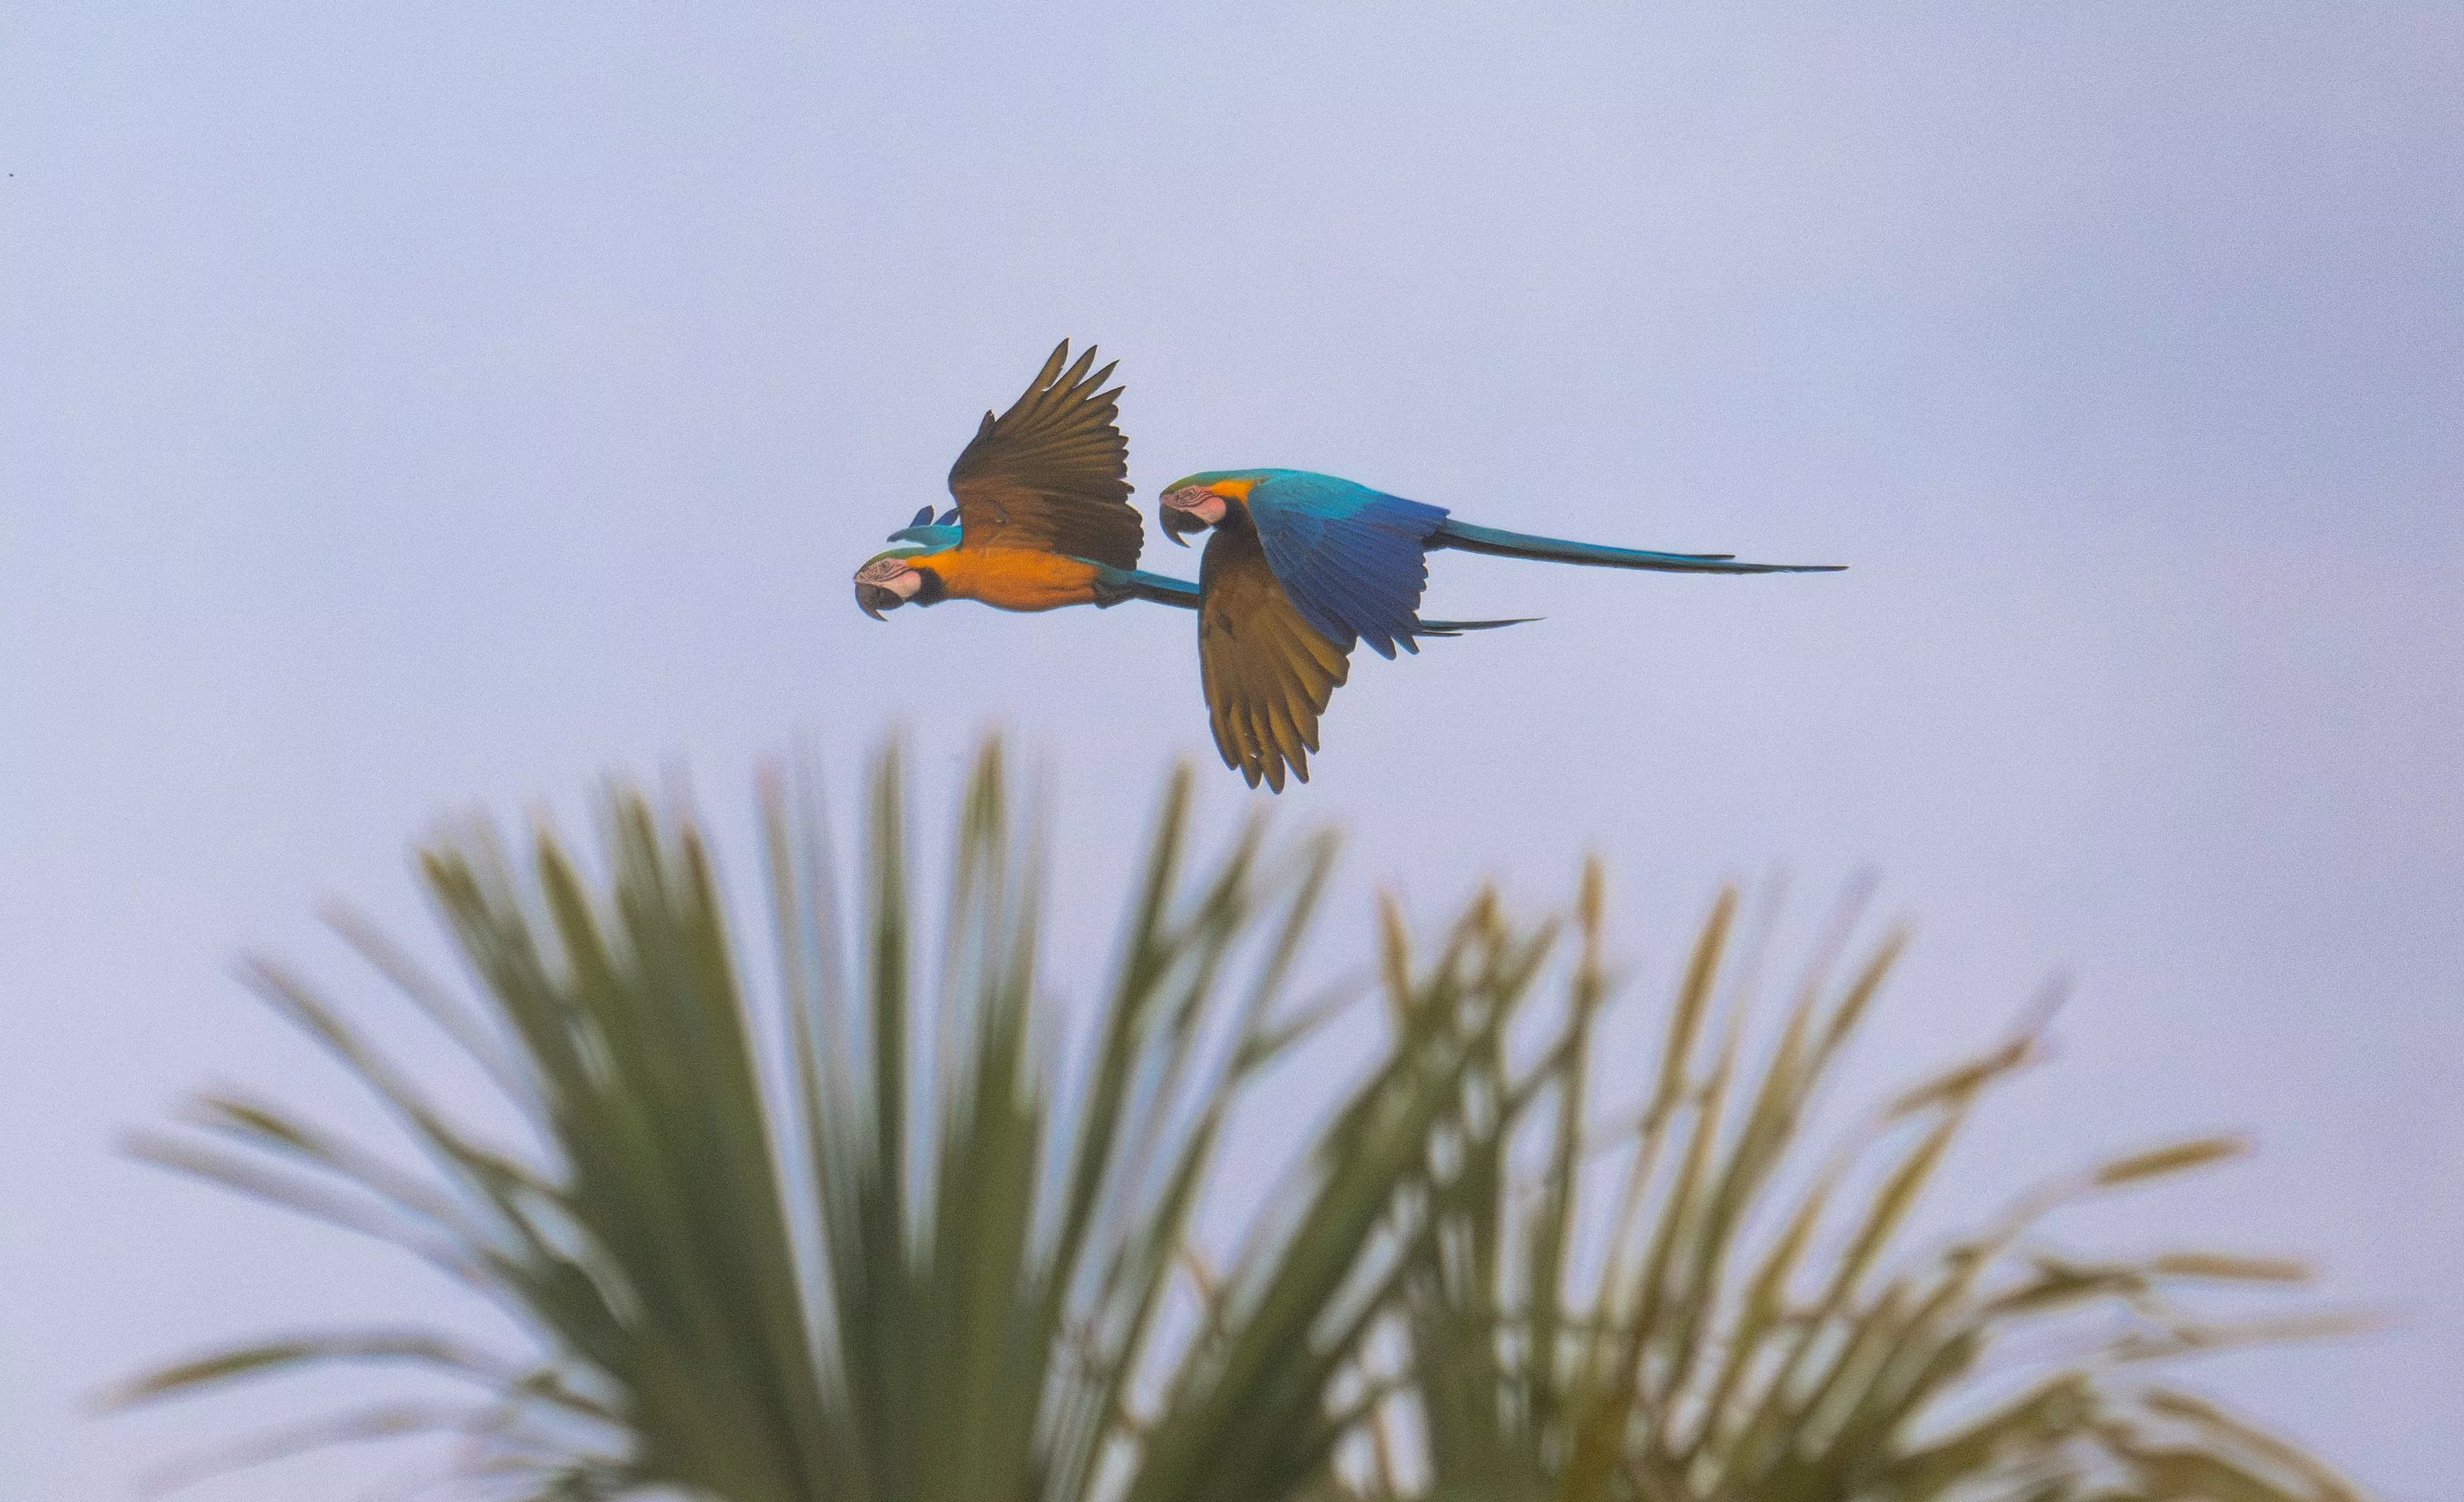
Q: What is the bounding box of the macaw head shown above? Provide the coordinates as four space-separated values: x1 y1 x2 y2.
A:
1158 471 1262 545
886 504 962 550
853 545 947 620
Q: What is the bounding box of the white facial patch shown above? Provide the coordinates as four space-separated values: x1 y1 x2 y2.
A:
1162 488 1227 525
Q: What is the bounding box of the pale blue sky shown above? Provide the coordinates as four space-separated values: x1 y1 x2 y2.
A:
4 3 2460 1497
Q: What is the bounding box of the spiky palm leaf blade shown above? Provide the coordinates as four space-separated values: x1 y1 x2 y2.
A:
118 741 1521 1502
1398 870 2368 1502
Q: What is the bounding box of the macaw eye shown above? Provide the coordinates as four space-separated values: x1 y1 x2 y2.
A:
855 558 910 585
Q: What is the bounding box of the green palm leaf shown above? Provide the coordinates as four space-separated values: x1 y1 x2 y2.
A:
117 742 2373 1502
120 740 1514 1502
1399 868 2370 1502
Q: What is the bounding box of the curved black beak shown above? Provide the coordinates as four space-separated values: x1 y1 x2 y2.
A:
856 581 904 620
1158 505 1201 547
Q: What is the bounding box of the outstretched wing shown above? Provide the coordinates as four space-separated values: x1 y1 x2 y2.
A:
946 341 1140 571
1197 515 1350 793
1242 471 1447 660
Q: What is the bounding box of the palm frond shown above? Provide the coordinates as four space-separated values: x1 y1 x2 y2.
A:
124 739 1528 1502
1398 866 2369 1502
120 745 2372 1502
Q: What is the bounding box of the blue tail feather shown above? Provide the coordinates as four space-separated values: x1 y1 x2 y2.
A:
1091 566 1204 610
1086 561 1533 642
1431 518 1842 574
1394 615 1534 653
1414 615 1534 635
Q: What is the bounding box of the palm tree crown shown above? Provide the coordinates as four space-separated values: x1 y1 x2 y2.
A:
120 740 2366 1502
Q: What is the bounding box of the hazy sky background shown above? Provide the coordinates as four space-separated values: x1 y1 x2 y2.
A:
5 2 2460 1497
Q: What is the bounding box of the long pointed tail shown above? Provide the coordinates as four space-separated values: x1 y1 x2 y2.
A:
1414 615 1534 635
1093 561 1535 643
1091 566 1204 610
1094 566 1536 633
1431 518 1843 574
1391 614 1536 654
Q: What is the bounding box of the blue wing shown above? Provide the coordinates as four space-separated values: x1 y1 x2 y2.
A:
1241 471 1448 659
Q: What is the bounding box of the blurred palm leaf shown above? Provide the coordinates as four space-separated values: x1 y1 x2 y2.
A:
121 740 1524 1501
1396 867 2369 1502
119 742 2371 1502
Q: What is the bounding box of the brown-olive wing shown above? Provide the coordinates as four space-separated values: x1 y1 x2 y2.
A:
945 340 1140 571
1196 516 1351 792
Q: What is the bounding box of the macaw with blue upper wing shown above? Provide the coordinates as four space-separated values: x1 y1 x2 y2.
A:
1156 469 1842 791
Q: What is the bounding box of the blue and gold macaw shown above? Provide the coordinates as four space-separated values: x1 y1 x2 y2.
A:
1155 470 1841 791
851 342 1196 618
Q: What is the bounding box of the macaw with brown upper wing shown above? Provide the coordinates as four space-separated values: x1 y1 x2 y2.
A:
850 343 1192 617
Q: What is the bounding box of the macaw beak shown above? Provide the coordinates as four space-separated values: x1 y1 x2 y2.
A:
856 581 904 620
1159 507 1200 546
